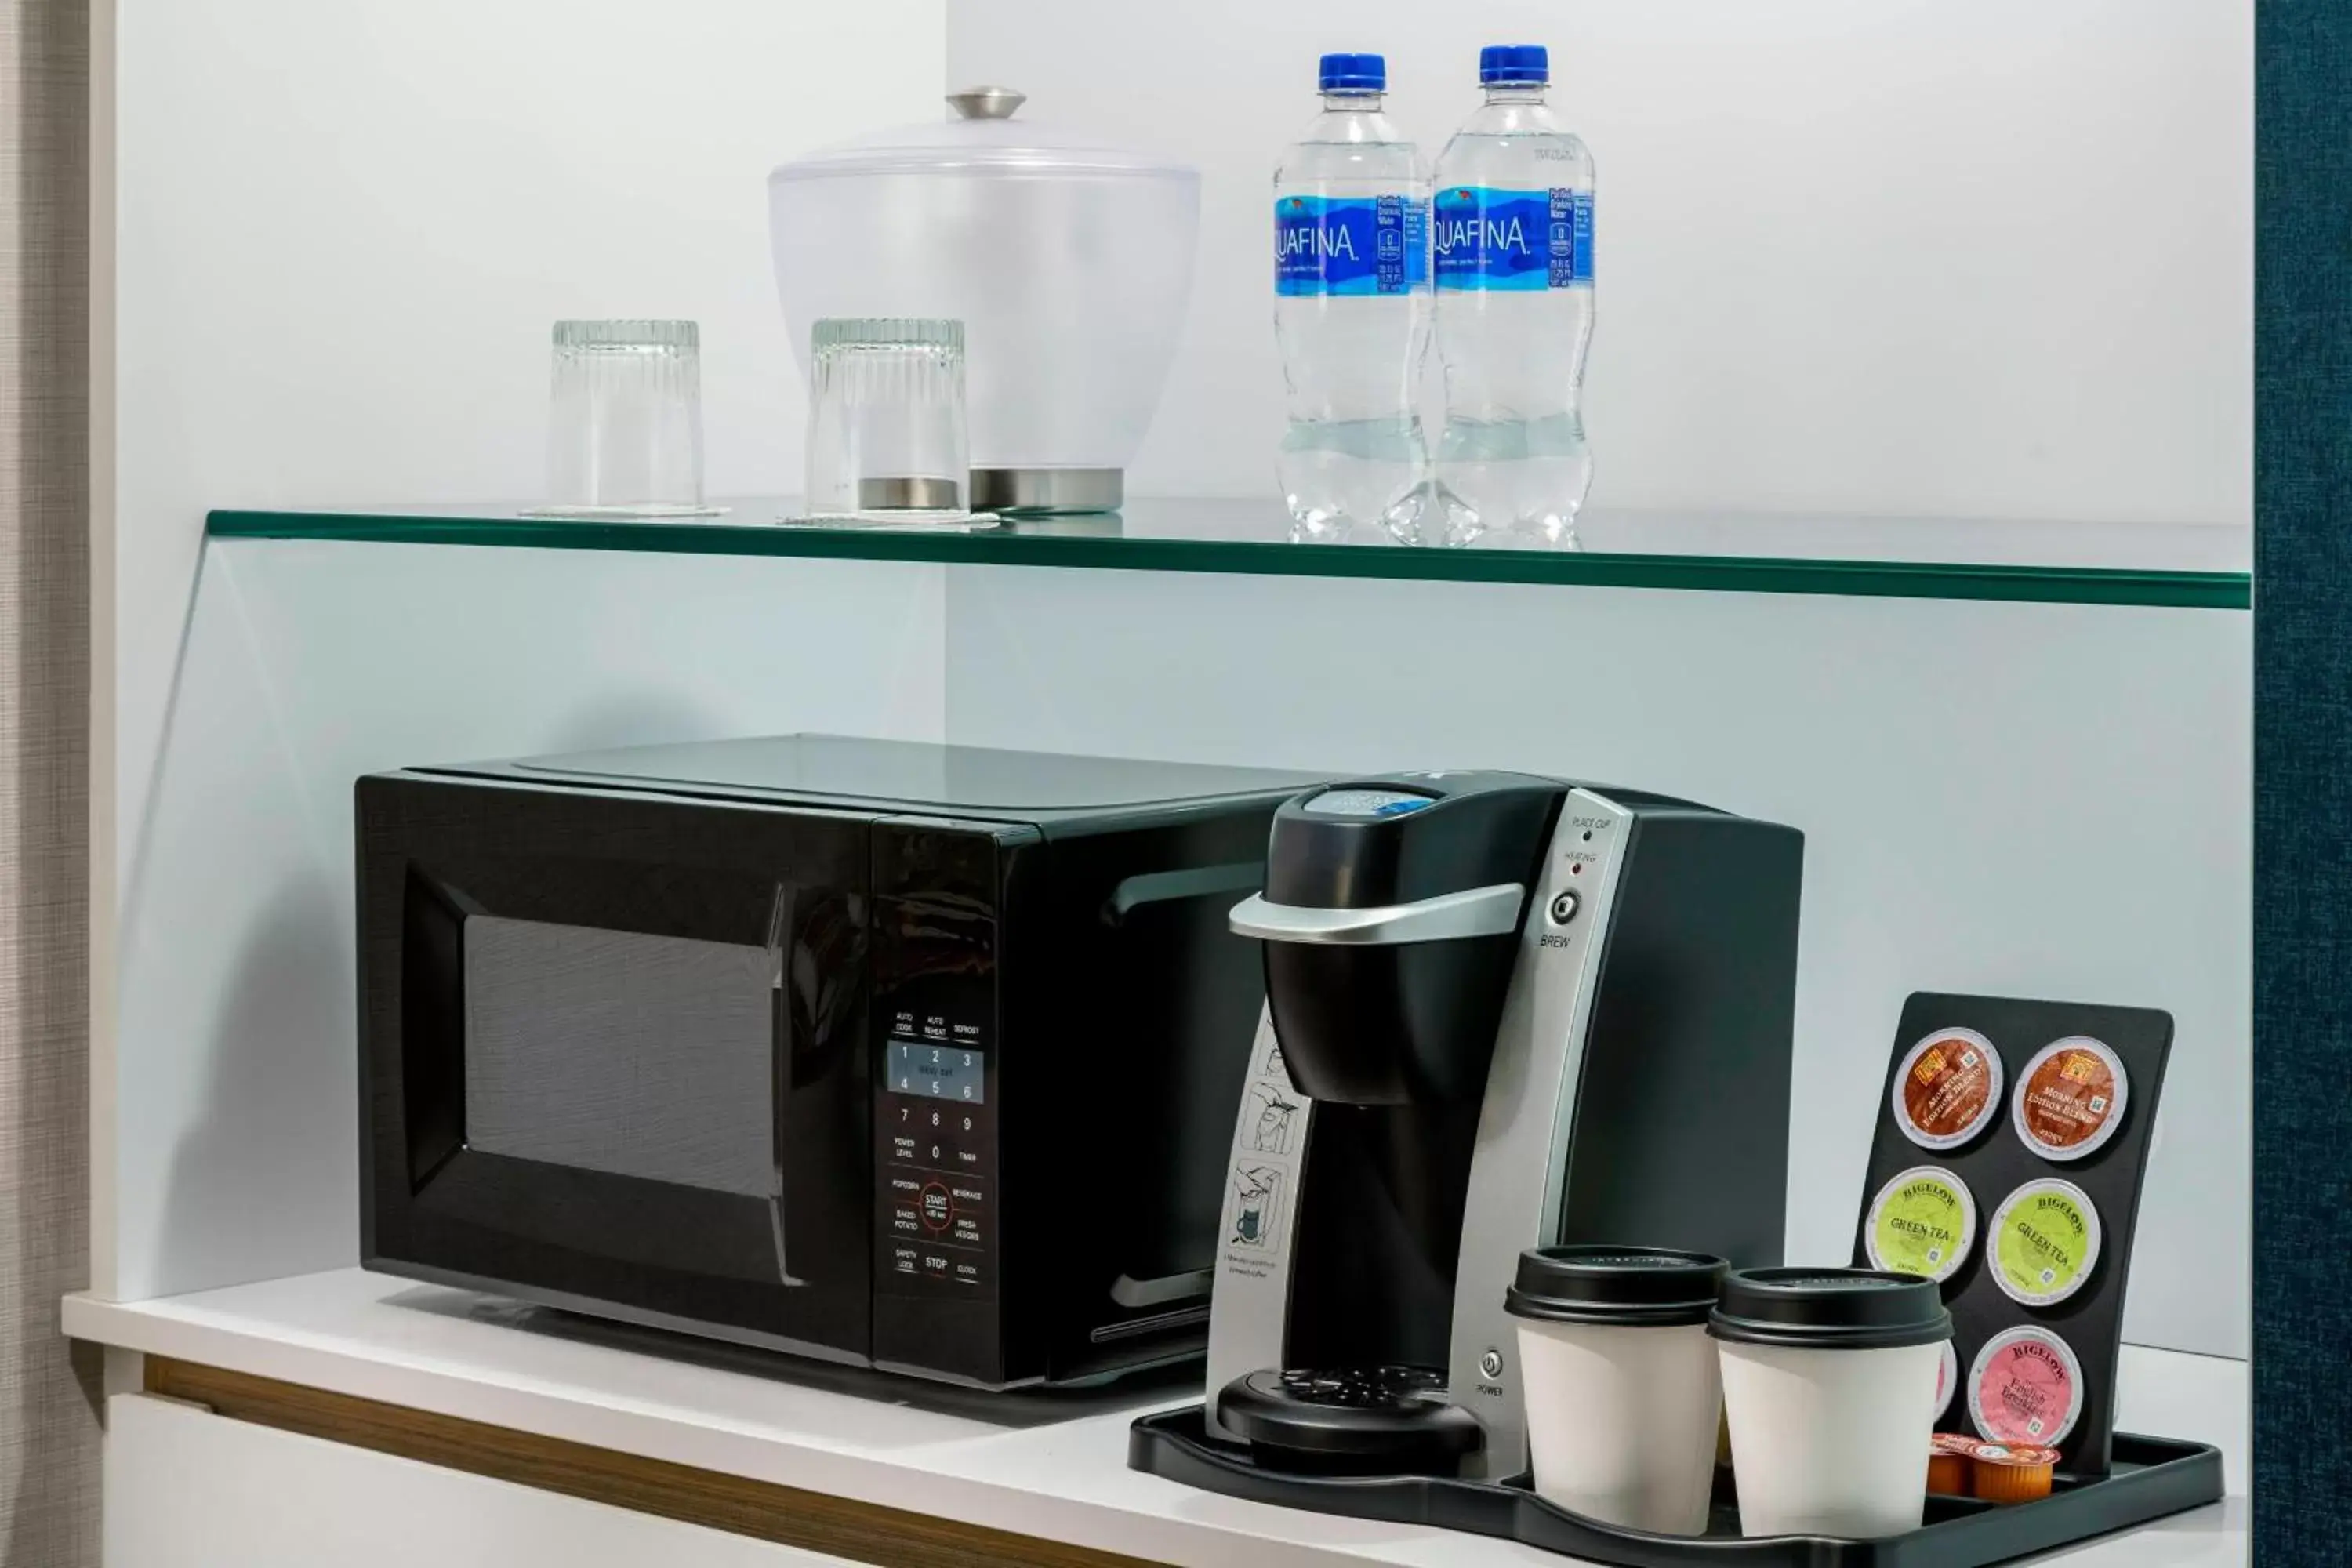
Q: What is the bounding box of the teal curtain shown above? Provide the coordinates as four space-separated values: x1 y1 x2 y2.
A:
2256 1 2352 1561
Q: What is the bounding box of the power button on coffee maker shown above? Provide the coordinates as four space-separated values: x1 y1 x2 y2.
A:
1478 1348 1505 1379
1547 891 1580 926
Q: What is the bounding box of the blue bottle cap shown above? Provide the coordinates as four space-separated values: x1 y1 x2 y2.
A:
1479 44 1550 85
1319 53 1387 93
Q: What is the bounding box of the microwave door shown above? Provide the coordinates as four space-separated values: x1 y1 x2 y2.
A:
768 880 873 1295
360 776 873 1363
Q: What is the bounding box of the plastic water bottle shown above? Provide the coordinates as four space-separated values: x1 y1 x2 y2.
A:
1432 44 1595 548
1273 52 1431 543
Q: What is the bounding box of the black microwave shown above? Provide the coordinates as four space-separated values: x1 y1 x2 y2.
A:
357 735 1325 1388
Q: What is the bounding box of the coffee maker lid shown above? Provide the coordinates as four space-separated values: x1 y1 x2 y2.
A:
1708 1266 1954 1351
1503 1246 1729 1328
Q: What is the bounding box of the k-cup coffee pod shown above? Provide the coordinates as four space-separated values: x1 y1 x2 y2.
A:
1990 1178 2103 1307
1505 1247 1730 1536
1864 1166 1978 1283
1709 1268 1953 1538
1935 1340 1960 1419
1966 1439 2063 1504
1893 1028 2005 1150
2012 1036 2129 1162
1969 1325 2085 1446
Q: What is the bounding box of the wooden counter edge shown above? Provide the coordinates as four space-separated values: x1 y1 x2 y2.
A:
144 1356 1170 1568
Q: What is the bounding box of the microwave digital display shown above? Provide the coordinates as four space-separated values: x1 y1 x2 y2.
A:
887 1040 986 1105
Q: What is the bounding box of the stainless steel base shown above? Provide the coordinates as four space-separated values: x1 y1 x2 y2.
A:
857 475 963 511
969 466 1123 514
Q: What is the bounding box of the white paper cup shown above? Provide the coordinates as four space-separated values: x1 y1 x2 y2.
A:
1504 1247 1730 1536
1718 1338 1946 1537
1708 1268 1954 1539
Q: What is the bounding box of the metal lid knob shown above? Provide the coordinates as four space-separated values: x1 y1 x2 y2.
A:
947 86 1026 121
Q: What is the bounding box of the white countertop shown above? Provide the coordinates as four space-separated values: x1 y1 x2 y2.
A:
64 1269 2246 1567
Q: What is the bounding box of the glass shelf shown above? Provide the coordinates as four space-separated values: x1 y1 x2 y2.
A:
207 498 2250 610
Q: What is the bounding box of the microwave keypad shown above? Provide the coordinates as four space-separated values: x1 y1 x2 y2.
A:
878 1013 996 1297
887 1039 985 1104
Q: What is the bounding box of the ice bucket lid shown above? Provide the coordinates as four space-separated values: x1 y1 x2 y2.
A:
768 85 1198 182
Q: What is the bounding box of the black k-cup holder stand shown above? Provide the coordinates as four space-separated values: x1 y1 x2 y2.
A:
1851 993 2176 1476
1131 992 2226 1563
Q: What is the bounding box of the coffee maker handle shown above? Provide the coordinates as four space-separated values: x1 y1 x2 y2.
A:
1228 884 1526 946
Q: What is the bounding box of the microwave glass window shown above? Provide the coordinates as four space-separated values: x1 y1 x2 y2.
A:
463 916 775 1199
888 1040 985 1104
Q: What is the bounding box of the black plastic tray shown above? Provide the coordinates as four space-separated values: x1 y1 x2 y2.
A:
1130 1406 2222 1566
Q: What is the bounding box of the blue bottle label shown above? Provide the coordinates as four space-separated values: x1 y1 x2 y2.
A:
1432 186 1595 291
1275 194 1429 296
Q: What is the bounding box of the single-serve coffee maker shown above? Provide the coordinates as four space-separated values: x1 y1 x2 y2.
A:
1195 773 1803 1481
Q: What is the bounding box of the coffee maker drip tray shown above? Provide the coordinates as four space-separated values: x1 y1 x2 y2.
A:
1216 1367 1483 1475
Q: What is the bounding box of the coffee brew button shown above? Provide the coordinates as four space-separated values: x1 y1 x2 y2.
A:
1548 891 1580 926
1479 1348 1505 1379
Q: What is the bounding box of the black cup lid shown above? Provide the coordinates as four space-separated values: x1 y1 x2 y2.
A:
1503 1246 1730 1327
1707 1266 1953 1350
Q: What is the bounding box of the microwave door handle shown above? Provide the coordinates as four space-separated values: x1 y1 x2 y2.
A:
1100 862 1269 927
767 904 806 1287
1228 883 1527 946
1110 1267 1214 1309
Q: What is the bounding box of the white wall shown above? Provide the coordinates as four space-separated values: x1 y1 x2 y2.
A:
96 2 2250 1361
105 544 944 1301
97 0 946 1292
949 0 2252 527
104 0 946 922
946 566 2252 1358
106 543 2250 1359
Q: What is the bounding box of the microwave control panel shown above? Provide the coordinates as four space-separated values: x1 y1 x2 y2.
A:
869 821 1005 1382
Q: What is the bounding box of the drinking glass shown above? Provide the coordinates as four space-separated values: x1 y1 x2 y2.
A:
803 318 968 515
543 320 706 515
